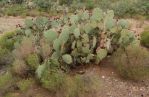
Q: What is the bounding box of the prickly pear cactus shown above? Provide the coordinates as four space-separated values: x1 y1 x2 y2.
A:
91 8 103 22
44 29 58 42
19 7 135 70
96 49 108 64
25 19 33 28
62 54 73 64
118 19 129 29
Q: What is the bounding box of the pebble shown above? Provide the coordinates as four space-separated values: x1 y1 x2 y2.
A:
102 76 105 79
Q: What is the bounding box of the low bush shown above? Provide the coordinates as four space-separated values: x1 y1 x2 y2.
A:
26 53 40 70
113 45 149 81
66 74 100 97
4 4 27 16
0 72 13 89
0 31 16 50
34 0 52 11
17 78 34 92
4 93 20 97
141 27 149 48
11 59 29 77
40 69 100 97
11 0 25 4
0 31 19 65
36 59 100 97
41 71 66 93
0 47 14 65
13 37 35 59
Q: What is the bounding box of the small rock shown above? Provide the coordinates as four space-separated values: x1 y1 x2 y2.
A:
77 70 85 75
102 76 105 79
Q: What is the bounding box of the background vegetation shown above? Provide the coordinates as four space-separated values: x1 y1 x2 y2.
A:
0 0 149 18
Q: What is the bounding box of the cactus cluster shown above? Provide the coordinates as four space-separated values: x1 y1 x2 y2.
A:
20 8 135 72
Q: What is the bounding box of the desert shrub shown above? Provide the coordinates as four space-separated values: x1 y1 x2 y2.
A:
113 45 149 81
11 0 24 4
0 72 13 89
11 59 29 77
13 37 35 59
40 68 100 97
4 93 19 97
41 71 66 93
0 47 14 65
99 0 112 11
26 53 40 70
59 0 74 6
141 31 149 48
17 78 34 92
0 31 16 51
111 0 149 17
36 57 100 97
84 0 95 9
4 4 27 16
0 31 20 65
66 74 100 97
34 0 52 11
111 0 134 17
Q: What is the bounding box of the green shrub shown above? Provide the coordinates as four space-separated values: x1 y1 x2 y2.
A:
4 4 27 16
0 31 16 51
0 47 14 65
66 74 100 97
141 28 149 48
41 70 66 93
113 45 149 81
17 78 34 92
85 0 95 9
38 59 100 97
40 69 100 97
26 53 40 70
0 72 13 89
11 0 24 4
4 93 20 97
34 0 52 11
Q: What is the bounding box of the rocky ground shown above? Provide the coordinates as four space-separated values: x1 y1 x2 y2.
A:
0 17 149 97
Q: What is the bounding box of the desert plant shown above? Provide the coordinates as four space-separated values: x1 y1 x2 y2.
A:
39 70 63 95
141 31 149 48
37 60 100 97
26 53 40 70
113 45 149 81
34 0 52 11
40 39 52 59
17 8 134 69
66 74 100 97
0 47 14 65
13 37 35 59
0 72 13 89
11 59 29 77
17 78 34 92
4 4 27 16
0 72 15 96
0 31 17 50
11 0 24 4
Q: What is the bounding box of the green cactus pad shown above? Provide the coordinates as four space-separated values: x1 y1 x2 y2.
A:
44 29 58 42
62 54 73 64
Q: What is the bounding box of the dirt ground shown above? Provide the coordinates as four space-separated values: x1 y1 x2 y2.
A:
0 17 149 97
